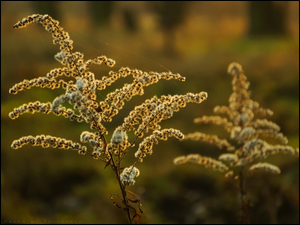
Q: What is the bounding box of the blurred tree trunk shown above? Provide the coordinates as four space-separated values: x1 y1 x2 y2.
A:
122 8 138 33
88 1 114 27
151 1 189 56
248 1 288 37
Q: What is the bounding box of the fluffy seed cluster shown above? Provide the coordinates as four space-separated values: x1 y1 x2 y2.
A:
11 135 87 155
120 166 140 186
174 62 299 176
135 128 185 162
9 14 208 186
173 154 229 172
248 162 281 174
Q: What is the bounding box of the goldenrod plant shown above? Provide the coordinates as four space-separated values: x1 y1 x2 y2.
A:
8 14 208 224
173 62 299 223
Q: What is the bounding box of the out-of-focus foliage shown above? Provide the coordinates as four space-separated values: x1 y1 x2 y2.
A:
1 1 298 224
249 1 288 37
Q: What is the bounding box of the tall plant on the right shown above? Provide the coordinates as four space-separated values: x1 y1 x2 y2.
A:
174 62 299 223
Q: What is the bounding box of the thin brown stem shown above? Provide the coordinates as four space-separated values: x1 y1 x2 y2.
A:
238 169 251 224
108 150 133 224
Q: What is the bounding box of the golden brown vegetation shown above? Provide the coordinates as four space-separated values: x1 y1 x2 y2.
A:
8 14 208 224
174 62 299 223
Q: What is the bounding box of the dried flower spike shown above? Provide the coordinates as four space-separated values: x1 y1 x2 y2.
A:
174 62 298 176
9 14 209 224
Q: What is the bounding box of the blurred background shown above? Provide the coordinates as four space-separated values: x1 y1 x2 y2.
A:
1 1 299 224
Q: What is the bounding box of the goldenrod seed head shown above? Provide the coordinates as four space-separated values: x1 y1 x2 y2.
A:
120 166 140 186
219 153 238 163
249 162 281 174
111 127 127 144
76 78 87 90
173 156 187 165
227 62 243 75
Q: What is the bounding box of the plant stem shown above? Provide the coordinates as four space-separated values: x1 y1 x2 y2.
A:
108 151 133 224
239 169 251 224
